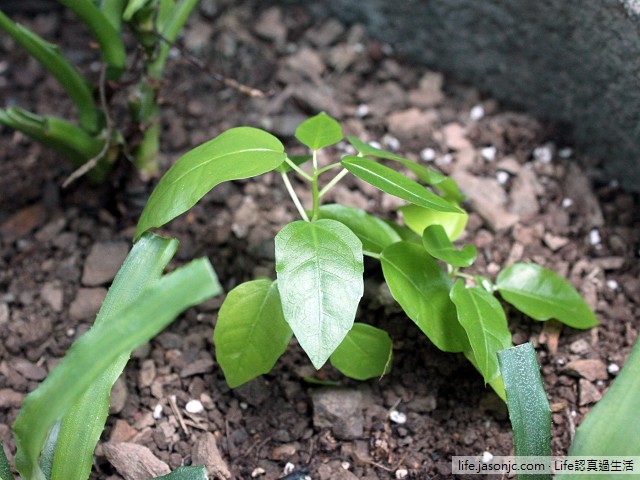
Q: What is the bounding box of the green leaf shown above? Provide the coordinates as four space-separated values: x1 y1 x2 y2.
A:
317 204 401 254
295 112 343 150
464 350 506 402
276 155 312 174
214 279 293 388
450 280 512 383
341 156 463 214
123 0 149 20
422 225 476 267
50 233 182 480
561 337 640 473
13 256 220 480
399 204 468 241
380 242 468 352
497 343 551 480
135 127 286 240
153 465 208 480
0 443 13 480
275 219 364 368
330 323 393 380
496 263 598 329
347 135 464 203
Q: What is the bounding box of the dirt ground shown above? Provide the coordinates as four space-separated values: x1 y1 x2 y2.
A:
1 1 639 479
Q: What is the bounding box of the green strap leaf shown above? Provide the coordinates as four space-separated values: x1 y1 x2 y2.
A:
380 241 468 352
450 280 512 383
399 204 468 241
317 204 401 254
0 11 99 132
135 127 286 240
214 279 292 388
0 443 13 480
13 256 220 480
275 219 364 368
423 225 477 267
330 323 393 380
341 156 463 214
295 112 343 150
347 135 464 203
497 263 598 329
497 343 551 480
50 233 182 480
153 465 208 480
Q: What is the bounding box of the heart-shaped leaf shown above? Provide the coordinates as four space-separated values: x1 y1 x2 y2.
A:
330 323 393 380
399 204 468 241
341 156 463 214
275 219 364 368
450 280 512 383
295 112 343 150
497 263 598 329
214 279 292 388
422 225 476 267
135 127 286 240
380 241 468 352
317 204 401 254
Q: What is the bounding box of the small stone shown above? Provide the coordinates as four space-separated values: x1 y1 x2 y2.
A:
509 164 540 218
192 432 232 479
389 410 407 424
0 303 8 327
109 376 128 414
563 359 608 381
232 198 259 239
355 104 369 118
185 399 204 414
579 379 602 405
387 108 437 138
470 104 485 121
420 147 436 162
482 451 494 463
407 394 437 413
69 288 107 321
254 7 287 45
251 467 266 477
481 146 497 161
395 468 409 479
543 233 569 252
0 388 23 408
180 358 214 378
103 442 170 480
40 282 63 312
533 144 553 163
109 419 138 443
607 363 620 375
496 171 510 185
569 339 591 355
153 404 163 419
311 388 364 440
271 444 297 460
139 359 156 388
82 241 129 286
588 229 601 246
12 358 47 380
408 71 444 108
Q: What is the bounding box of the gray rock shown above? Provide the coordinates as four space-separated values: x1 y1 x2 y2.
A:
311 388 364 440
563 359 608 381
40 281 63 312
69 287 107 321
0 303 8 327
109 376 128 415
12 358 47 381
579 379 602 406
82 241 129 286
0 388 23 408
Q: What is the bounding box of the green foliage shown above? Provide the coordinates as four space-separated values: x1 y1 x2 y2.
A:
154 466 208 480
498 343 551 480
0 443 12 480
135 111 598 399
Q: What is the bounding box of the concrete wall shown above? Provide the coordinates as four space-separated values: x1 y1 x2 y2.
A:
291 0 640 191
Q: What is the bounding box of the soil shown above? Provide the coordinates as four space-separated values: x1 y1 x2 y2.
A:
1 2 639 479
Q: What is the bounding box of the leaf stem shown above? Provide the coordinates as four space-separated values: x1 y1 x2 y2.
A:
285 157 313 181
317 162 342 175
312 149 318 171
319 168 349 198
363 250 381 260
311 171 320 221
281 172 309 222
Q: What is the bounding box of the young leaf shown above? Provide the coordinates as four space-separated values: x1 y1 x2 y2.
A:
347 135 464 203
561 337 640 465
214 279 292 388
399 204 468 241
0 443 13 480
13 257 220 480
135 127 286 240
422 225 477 267
496 263 598 329
275 219 364 368
153 465 208 480
317 204 401 254
330 323 393 380
497 343 551 480
380 241 468 352
450 280 512 383
341 156 463 214
295 112 343 150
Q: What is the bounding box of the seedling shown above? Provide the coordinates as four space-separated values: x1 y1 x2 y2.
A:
135 112 598 395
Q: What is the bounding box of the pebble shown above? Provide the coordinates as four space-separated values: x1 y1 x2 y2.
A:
387 108 437 138
389 410 407 424
533 144 553 163
69 287 107 321
251 467 266 477
482 451 494 463
153 404 163 419
420 147 436 162
0 303 9 326
481 146 497 161
0 388 23 408
254 7 287 45
469 104 485 120
561 198 574 208
180 357 215 378
606 279 619 290
311 388 364 440
496 171 509 185
395 469 409 479
40 282 63 312
12 358 47 380
109 376 128 414
355 104 370 118
588 229 601 246
185 399 204 414
139 359 156 388
82 241 129 286
607 363 620 375
569 339 591 355
103 442 170 480
562 359 608 381
578 379 602 405
271 444 297 460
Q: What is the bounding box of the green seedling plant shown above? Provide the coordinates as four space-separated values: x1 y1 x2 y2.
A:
0 0 199 180
0 233 221 480
134 112 598 394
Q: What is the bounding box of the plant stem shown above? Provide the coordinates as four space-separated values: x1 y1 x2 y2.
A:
281 172 309 222
363 250 381 260
319 168 349 198
285 158 313 181
317 162 342 175
311 170 320 221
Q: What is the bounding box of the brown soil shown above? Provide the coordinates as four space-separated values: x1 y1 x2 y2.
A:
1 2 638 479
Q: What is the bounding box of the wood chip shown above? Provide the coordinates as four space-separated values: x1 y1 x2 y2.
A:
192 432 232 480
102 442 170 480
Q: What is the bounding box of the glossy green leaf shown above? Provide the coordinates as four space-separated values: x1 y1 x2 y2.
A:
380 241 468 352
135 127 286 240
450 280 512 383
50 233 182 480
153 465 208 480
295 112 343 150
13 256 220 480
423 225 476 267
497 263 598 329
0 443 13 480
384 220 422 244
342 156 463 214
347 135 464 203
214 279 292 388
330 323 393 380
464 350 506 401
399 204 468 241
317 204 401 254
123 0 148 20
275 219 364 368
498 343 551 480
276 155 312 174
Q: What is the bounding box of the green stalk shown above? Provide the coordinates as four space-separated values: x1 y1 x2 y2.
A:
311 170 320 221
57 0 126 79
0 10 100 133
98 0 127 30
